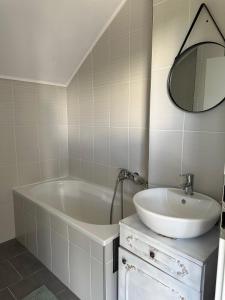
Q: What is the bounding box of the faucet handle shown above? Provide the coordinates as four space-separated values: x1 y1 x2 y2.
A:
180 173 194 180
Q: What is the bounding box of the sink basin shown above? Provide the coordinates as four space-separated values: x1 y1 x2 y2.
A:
133 188 221 239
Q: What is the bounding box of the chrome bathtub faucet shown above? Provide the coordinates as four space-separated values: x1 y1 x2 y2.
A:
118 168 148 187
180 173 194 195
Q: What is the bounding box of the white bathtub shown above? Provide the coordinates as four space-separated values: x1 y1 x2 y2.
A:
13 179 134 300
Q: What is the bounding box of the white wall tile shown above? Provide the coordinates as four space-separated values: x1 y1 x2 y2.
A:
130 28 151 80
110 56 130 85
0 126 16 165
51 230 69 286
18 162 41 185
130 79 149 128
67 0 152 189
0 199 15 243
79 54 93 92
105 260 117 300
80 126 93 161
69 226 90 253
91 240 104 262
91 258 104 300
129 128 148 177
0 78 68 243
92 164 109 187
93 85 110 127
94 127 109 165
68 126 80 159
110 128 129 168
149 130 183 186
13 81 36 101
152 0 189 70
184 102 225 132
182 132 225 200
150 68 184 130
15 126 39 163
93 31 110 74
0 165 17 203
69 158 81 178
0 101 14 125
37 222 52 269
39 98 67 125
51 215 68 238
0 79 13 102
110 83 129 127
130 0 152 31
110 1 129 37
39 125 59 161
24 212 37 256
69 242 91 300
149 0 225 201
188 0 225 46
14 99 38 125
105 242 113 263
79 98 93 127
13 195 26 246
36 84 56 100
40 159 59 180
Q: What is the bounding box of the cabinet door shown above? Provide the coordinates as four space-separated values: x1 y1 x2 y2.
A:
119 248 201 300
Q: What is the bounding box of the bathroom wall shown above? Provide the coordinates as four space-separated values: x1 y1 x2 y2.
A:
67 0 152 192
0 79 68 242
149 0 225 201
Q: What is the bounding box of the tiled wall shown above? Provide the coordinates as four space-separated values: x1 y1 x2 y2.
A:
0 79 68 242
149 0 225 201
67 0 152 193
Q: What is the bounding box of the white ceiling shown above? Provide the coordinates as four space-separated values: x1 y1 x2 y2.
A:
0 0 125 86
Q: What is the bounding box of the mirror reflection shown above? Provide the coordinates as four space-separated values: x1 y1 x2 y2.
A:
168 42 225 112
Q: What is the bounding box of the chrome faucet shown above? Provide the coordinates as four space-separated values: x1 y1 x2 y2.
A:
118 168 148 187
180 173 194 195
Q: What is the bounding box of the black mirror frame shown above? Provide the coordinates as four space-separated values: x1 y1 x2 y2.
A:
167 41 225 113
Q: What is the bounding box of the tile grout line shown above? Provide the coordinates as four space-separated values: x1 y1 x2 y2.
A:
6 260 23 280
11 80 20 185
180 112 186 175
7 287 18 300
127 0 131 172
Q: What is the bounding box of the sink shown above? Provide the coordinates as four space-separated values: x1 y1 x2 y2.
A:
133 188 221 239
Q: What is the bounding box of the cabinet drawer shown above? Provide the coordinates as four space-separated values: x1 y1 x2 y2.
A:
119 247 201 300
120 226 203 291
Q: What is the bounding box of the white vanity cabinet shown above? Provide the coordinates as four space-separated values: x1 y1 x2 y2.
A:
119 215 219 300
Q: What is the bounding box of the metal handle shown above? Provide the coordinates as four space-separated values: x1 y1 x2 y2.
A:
122 257 127 265
150 251 155 259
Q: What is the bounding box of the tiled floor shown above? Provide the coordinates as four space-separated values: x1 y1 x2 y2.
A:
0 239 79 300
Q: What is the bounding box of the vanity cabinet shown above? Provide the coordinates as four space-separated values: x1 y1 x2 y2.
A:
119 215 219 300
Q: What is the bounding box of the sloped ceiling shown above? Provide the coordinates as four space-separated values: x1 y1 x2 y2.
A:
0 0 125 86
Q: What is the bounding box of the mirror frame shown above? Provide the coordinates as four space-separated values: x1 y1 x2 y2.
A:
167 41 225 113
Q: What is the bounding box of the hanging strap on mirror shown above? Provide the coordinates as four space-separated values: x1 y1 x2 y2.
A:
176 3 225 59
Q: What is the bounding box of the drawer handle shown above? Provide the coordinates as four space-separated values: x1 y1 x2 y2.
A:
150 251 155 259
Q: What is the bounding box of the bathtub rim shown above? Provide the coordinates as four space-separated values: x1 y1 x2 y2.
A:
13 178 120 246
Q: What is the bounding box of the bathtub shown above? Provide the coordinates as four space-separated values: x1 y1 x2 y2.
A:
13 179 134 300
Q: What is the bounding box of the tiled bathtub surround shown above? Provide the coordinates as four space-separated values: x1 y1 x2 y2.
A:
149 0 225 201
0 79 68 243
14 191 117 300
67 0 152 192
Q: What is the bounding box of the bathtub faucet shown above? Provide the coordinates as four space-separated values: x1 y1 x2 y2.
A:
110 169 148 224
118 168 148 187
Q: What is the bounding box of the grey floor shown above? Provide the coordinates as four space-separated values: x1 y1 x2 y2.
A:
0 239 79 300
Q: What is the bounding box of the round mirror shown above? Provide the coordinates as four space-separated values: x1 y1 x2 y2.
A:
168 42 225 112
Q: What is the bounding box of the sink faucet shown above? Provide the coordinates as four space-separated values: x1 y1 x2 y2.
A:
180 173 194 195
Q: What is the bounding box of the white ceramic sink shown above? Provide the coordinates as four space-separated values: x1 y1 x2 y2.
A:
133 188 221 239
